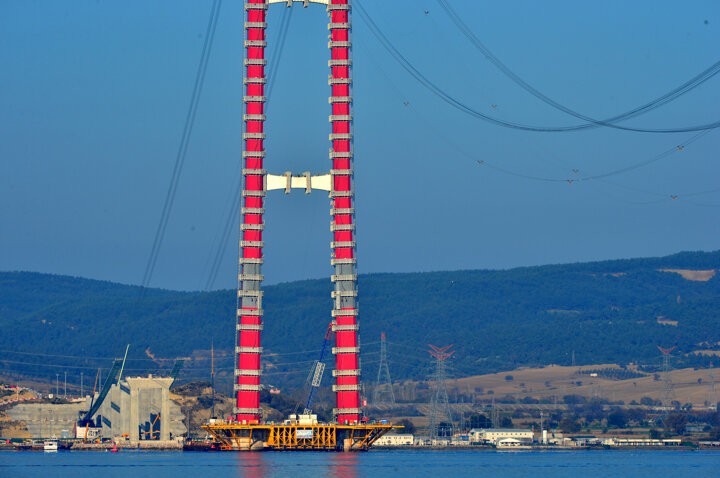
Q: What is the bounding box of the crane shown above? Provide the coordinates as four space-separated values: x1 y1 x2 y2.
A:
76 360 121 434
301 323 333 415
76 345 129 437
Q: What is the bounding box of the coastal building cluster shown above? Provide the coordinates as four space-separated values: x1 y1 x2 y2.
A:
374 428 712 449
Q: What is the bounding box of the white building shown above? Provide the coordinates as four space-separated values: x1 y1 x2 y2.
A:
497 438 532 448
602 438 682 447
469 428 533 445
374 434 415 447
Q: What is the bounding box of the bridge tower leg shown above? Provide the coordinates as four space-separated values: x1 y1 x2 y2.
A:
328 0 361 425
235 0 268 423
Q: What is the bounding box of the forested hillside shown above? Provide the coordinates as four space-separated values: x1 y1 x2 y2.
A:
1 251 718 390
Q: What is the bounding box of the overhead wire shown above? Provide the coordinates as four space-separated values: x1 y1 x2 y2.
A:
595 178 720 203
475 130 713 184
141 0 223 294
357 29 717 189
354 1 720 133
435 0 720 132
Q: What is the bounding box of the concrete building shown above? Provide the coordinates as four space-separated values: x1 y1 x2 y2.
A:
96 375 186 440
469 428 533 445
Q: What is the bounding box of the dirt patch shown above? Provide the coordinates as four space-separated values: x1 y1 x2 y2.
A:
659 269 717 281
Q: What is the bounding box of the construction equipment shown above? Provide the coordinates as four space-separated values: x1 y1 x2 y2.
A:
141 413 161 440
76 360 121 435
75 345 129 438
169 359 184 386
203 0 398 449
301 323 333 415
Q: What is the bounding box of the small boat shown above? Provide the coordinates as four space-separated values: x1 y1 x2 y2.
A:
43 439 59 452
110 442 119 453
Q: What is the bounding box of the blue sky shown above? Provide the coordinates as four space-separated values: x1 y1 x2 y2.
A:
1 0 718 291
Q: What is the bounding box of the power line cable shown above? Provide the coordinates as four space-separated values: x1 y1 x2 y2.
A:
436 0 720 131
204 6 294 291
355 1 720 133
141 0 222 293
475 131 712 184
360 39 716 187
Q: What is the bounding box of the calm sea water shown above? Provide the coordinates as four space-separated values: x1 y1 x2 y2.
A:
1 449 718 478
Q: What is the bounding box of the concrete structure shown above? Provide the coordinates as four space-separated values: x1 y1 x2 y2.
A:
96 375 185 440
469 428 533 445
7 399 89 438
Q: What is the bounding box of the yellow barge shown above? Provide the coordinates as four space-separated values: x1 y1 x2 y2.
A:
202 415 396 451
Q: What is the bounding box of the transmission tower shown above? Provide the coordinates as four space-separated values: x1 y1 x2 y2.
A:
657 345 677 409
373 332 396 406
708 366 717 409
427 344 455 440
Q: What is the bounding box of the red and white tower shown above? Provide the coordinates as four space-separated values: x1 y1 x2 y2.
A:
235 0 361 425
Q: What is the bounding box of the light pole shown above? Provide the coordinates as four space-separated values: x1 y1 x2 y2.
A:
55 373 59 397
64 371 67 398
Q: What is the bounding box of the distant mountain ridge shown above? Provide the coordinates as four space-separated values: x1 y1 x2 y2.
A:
1 250 718 388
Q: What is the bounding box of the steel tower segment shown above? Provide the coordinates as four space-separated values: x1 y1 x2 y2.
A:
235 0 268 423
327 0 361 425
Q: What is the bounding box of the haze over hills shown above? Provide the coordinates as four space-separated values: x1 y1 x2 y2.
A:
0 250 718 392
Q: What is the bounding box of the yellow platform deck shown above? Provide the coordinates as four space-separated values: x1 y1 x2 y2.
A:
201 422 397 451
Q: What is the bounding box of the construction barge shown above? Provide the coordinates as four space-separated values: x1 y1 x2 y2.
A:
202 415 395 451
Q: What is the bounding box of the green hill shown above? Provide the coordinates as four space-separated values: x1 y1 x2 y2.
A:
1 250 719 391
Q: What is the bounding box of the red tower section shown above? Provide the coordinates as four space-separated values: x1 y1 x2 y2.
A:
235 0 267 423
328 0 361 425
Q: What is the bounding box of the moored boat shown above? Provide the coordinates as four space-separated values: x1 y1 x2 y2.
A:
43 439 58 452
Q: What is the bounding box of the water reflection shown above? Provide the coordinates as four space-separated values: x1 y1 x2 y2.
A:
330 452 358 478
235 452 266 478
232 450 359 478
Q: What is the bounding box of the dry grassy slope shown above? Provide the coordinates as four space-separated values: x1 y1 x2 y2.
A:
0 388 38 438
169 386 234 431
170 385 284 434
0 414 31 438
447 364 719 406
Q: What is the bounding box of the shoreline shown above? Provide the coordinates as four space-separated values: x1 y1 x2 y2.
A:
2 443 718 452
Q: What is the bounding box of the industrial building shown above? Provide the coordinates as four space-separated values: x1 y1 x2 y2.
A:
469 428 534 445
